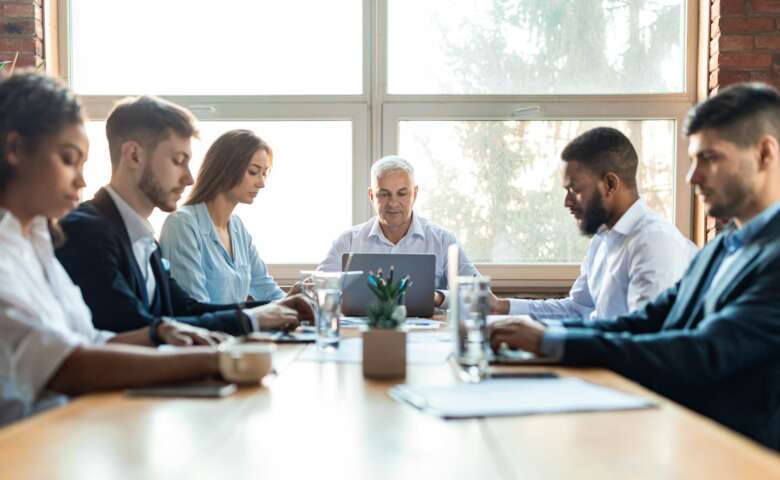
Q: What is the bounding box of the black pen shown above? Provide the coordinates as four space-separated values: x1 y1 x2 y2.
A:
489 372 559 379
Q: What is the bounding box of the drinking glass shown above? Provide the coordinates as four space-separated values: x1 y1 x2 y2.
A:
312 271 344 350
453 276 491 381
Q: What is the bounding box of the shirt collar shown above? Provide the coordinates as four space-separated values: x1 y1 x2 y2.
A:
610 198 648 236
723 199 780 253
0 209 54 258
367 212 425 243
104 186 155 244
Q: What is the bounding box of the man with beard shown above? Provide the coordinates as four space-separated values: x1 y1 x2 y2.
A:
489 83 780 450
56 96 313 338
492 127 696 320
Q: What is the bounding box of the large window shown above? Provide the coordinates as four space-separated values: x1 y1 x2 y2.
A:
61 0 697 285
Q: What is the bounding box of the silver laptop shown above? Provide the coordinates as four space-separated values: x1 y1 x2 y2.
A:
341 253 436 318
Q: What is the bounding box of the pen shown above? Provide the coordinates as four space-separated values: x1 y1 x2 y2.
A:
489 372 559 379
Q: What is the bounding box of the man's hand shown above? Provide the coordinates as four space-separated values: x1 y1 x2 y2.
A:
434 291 444 307
277 293 316 324
245 303 301 331
488 317 546 355
158 320 232 346
490 292 510 315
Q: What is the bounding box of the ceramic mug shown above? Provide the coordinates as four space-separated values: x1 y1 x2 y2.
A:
218 343 275 384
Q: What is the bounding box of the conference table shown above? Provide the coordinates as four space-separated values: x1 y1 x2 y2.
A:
1 330 780 480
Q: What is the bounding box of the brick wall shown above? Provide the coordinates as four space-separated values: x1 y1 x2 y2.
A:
0 0 43 71
703 0 780 241
710 0 780 93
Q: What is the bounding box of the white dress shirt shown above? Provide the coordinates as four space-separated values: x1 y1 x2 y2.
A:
105 186 157 302
0 210 114 426
318 214 479 300
510 199 697 320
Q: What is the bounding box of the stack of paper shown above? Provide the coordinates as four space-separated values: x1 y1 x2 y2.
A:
390 378 655 418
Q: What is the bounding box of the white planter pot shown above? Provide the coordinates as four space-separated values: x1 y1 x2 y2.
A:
362 329 406 380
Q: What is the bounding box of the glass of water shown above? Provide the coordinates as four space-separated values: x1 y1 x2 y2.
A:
298 270 317 326
454 275 491 381
312 271 344 350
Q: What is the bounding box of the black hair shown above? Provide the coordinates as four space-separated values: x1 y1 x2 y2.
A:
0 70 84 193
560 127 638 190
684 82 780 147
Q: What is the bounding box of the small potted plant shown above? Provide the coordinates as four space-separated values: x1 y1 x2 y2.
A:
362 267 410 379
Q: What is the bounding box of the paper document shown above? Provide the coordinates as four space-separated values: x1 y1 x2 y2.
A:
298 337 452 364
340 317 445 330
390 378 655 418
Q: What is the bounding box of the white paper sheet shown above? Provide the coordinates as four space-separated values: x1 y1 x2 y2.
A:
298 337 452 364
390 378 655 418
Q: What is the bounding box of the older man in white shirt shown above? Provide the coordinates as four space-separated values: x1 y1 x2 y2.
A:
318 156 478 307
493 127 697 320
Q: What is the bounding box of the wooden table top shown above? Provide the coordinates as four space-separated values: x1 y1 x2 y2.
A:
1 333 779 480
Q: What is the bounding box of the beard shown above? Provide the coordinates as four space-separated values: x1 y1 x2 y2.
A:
579 190 610 236
706 178 753 221
139 165 177 212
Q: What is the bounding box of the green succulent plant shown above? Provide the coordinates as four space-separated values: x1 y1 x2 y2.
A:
365 267 411 329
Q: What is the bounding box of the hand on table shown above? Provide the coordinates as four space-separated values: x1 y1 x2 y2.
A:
489 292 510 315
245 302 300 331
488 317 546 355
157 320 232 346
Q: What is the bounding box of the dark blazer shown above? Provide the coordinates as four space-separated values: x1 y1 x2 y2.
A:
560 212 780 450
57 188 265 336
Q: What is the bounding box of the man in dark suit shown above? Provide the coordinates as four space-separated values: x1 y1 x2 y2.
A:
489 82 780 450
58 96 312 339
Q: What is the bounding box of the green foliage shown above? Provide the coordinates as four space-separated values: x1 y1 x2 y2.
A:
365 268 410 329
415 0 680 263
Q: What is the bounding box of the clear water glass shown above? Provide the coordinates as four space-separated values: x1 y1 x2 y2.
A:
312 271 343 350
298 270 317 326
454 276 491 381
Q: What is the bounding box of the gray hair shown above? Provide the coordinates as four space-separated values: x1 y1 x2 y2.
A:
370 155 415 187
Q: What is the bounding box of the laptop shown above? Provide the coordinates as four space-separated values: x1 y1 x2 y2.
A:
341 253 436 318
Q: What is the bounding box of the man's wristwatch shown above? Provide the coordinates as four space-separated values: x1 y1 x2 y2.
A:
149 317 169 345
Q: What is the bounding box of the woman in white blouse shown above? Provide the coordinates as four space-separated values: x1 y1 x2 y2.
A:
0 71 228 426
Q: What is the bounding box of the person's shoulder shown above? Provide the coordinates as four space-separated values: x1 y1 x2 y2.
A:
342 218 374 240
162 205 199 231
59 201 115 240
417 215 459 243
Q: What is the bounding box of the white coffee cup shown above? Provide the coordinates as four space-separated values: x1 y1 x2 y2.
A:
218 343 275 384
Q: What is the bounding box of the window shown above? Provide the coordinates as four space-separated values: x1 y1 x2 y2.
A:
61 0 697 286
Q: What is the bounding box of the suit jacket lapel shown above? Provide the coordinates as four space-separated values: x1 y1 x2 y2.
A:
150 247 173 315
90 187 150 306
705 243 764 313
665 237 724 329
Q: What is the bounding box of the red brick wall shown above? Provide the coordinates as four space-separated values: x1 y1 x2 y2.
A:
710 0 780 93
0 0 43 70
703 1 780 241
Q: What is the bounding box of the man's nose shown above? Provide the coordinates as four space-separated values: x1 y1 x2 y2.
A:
686 160 701 186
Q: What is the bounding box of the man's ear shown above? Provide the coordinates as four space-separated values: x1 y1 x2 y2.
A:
120 141 144 170
603 172 621 197
368 186 375 202
757 134 780 172
3 131 24 167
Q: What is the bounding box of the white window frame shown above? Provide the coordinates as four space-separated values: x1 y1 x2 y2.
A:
54 0 699 290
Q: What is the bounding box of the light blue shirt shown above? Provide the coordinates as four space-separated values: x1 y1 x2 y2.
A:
318 214 479 305
708 199 780 291
159 203 285 304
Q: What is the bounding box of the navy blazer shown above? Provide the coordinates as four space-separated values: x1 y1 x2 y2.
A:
561 212 780 450
57 188 265 336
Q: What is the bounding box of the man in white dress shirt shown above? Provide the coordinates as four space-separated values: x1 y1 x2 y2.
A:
492 127 697 320
318 155 479 307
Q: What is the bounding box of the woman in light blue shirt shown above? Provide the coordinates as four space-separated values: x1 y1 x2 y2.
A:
160 130 286 304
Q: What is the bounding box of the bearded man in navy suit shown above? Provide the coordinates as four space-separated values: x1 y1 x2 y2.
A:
490 82 780 450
